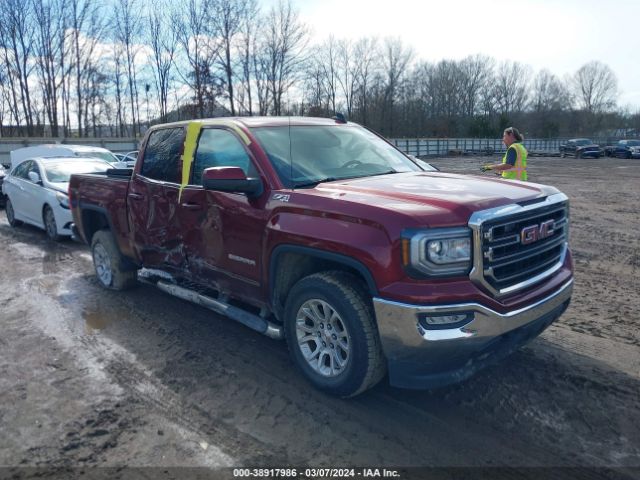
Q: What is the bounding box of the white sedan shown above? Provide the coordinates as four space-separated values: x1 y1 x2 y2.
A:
2 157 112 241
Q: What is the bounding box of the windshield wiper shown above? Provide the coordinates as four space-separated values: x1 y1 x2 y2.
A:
293 171 399 189
366 169 398 177
293 177 340 188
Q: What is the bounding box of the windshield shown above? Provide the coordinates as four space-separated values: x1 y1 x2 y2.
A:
251 124 420 188
44 160 111 183
627 140 640 146
75 151 118 163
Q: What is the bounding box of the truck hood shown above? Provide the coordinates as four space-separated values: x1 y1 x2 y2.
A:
297 172 559 227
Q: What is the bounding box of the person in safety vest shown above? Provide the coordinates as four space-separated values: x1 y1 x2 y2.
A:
480 127 528 181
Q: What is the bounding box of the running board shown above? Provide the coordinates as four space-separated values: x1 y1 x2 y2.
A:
153 280 283 340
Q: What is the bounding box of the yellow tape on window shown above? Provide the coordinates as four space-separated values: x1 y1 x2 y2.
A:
179 121 203 201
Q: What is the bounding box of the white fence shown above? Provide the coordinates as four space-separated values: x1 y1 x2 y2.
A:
388 138 569 157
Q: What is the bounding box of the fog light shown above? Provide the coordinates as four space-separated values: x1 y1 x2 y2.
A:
418 312 474 330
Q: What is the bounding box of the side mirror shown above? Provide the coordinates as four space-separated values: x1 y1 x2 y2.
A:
202 166 263 197
28 171 42 184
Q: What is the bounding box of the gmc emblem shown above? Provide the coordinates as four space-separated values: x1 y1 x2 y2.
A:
521 220 555 245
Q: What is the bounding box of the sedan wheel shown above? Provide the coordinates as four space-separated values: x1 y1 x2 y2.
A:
44 206 61 241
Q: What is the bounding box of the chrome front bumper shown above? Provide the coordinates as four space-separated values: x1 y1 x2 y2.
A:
373 279 573 389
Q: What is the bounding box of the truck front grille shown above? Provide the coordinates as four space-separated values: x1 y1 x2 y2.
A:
469 194 569 297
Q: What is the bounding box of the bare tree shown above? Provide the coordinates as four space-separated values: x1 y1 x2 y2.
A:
492 60 531 116
33 0 70 137
379 37 413 135
113 0 143 136
458 54 494 117
572 61 618 113
0 0 36 134
69 0 104 136
235 0 258 115
351 37 380 126
148 0 177 123
173 0 222 118
531 69 570 112
262 0 308 115
210 0 249 115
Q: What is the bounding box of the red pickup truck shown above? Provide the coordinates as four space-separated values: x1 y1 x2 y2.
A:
69 117 573 397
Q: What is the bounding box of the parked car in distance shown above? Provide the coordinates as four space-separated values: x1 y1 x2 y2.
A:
610 139 640 159
3 157 112 240
114 150 139 168
9 145 125 170
559 139 603 158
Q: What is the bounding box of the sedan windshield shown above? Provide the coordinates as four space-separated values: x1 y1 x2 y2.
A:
75 151 119 164
44 160 111 183
251 125 420 188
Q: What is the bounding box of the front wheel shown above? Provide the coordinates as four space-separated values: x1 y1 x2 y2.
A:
284 271 386 397
43 205 62 241
91 230 137 290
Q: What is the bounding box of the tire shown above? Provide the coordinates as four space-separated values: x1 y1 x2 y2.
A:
43 205 62 242
626 152 632 159
91 229 137 290
5 198 22 227
283 271 386 397
576 151 582 159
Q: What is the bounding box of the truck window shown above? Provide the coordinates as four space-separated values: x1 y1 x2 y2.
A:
140 128 184 183
192 128 257 185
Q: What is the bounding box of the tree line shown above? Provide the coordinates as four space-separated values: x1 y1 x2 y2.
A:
1 0 638 139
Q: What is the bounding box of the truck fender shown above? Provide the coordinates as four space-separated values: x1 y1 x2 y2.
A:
269 244 378 318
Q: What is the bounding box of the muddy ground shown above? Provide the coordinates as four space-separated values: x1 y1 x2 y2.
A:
0 156 638 479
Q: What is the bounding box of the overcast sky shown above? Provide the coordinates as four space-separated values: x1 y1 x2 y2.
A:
283 0 640 111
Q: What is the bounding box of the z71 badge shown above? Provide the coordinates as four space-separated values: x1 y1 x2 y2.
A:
272 193 290 202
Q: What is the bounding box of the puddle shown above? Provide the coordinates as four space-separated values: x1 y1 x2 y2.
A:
82 308 113 334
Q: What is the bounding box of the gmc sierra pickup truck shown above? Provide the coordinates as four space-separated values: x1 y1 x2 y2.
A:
69 117 573 397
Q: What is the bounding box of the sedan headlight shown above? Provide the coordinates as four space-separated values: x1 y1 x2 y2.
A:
56 191 69 209
402 227 472 277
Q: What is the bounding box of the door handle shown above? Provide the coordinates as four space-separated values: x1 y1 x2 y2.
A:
181 202 203 210
129 192 144 200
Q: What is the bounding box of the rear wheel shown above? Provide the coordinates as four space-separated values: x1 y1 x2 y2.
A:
284 271 386 397
91 229 137 290
5 198 22 227
43 205 62 242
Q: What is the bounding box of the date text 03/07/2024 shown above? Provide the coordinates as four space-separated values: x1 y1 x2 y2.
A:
232 468 401 478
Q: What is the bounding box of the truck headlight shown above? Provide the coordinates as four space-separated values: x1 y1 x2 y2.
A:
56 191 69 209
402 227 472 277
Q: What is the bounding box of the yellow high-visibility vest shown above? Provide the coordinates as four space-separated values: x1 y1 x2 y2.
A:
502 142 528 181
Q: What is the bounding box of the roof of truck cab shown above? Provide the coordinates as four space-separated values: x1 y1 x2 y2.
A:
148 116 351 131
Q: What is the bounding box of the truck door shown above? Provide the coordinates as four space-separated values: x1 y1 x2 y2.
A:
128 127 186 269
178 127 269 300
